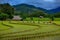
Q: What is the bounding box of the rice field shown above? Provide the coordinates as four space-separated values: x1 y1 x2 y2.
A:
0 21 60 40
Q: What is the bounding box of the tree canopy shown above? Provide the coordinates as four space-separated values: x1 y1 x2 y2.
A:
0 3 14 20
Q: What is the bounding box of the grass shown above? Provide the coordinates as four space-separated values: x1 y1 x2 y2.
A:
25 17 60 21
0 22 10 31
0 20 60 40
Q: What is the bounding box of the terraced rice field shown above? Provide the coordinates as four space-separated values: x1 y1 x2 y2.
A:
0 21 60 40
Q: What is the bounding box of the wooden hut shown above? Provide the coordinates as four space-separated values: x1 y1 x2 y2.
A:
12 15 22 21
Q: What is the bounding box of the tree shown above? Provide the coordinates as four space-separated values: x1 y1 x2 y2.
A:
49 15 54 23
20 13 26 21
54 12 60 18
0 3 14 19
0 13 9 20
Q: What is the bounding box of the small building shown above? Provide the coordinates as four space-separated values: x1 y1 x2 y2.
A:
39 16 43 18
12 15 22 21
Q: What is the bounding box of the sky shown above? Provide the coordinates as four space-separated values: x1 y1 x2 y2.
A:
0 0 60 10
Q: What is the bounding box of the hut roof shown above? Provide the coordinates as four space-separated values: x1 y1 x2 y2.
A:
13 15 22 20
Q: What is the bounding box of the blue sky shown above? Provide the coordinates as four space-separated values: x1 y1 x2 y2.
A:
0 0 60 10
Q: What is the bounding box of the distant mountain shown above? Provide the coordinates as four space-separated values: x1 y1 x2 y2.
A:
13 4 45 10
47 7 60 14
13 4 60 14
13 4 46 14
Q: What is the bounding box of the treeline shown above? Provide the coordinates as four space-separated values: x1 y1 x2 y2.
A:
19 11 60 18
53 12 60 18
0 3 14 20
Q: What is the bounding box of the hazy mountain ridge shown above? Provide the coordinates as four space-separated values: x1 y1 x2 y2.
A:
47 7 60 14
13 4 60 14
13 4 47 13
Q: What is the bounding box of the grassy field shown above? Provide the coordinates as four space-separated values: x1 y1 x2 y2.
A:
25 18 60 21
0 20 60 40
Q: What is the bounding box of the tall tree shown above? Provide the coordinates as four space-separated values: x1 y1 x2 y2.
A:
0 3 14 19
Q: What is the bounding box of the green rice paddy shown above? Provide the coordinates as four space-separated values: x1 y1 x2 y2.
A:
0 21 60 40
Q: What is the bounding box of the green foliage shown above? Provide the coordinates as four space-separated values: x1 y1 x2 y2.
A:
8 15 13 19
54 12 60 17
30 17 33 21
20 13 27 20
49 15 55 21
0 3 14 15
0 13 9 20
0 3 14 19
